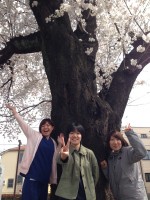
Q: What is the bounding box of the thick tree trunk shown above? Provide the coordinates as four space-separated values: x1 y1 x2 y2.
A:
44 24 120 199
29 1 119 199
40 15 110 200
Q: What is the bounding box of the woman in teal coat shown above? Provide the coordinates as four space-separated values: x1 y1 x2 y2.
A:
55 122 99 200
101 124 148 200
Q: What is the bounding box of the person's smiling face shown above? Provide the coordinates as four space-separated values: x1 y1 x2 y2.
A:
109 136 122 151
69 130 82 148
41 122 54 139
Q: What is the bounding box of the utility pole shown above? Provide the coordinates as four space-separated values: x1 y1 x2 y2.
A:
13 140 21 200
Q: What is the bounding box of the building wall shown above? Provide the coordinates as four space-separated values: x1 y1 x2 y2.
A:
135 128 150 199
1 150 23 195
0 158 4 199
1 148 52 196
122 127 150 199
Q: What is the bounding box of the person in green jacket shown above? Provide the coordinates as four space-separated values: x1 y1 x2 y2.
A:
55 122 99 200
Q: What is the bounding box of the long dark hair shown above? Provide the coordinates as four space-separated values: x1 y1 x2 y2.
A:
107 130 129 153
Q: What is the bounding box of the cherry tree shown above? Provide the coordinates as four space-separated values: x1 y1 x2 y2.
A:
0 0 150 199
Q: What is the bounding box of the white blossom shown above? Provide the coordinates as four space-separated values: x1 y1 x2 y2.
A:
80 19 86 29
31 1 38 7
45 16 52 23
142 34 150 43
136 64 142 69
85 48 93 55
75 8 82 17
89 37 95 42
60 3 71 12
130 59 137 66
136 45 145 53
76 0 81 4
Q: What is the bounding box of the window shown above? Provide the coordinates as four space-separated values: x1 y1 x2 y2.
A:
141 134 147 138
17 175 23 184
145 173 150 182
3 180 5 186
7 179 14 188
143 150 150 160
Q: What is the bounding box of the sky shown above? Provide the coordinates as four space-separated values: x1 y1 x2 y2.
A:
0 64 150 152
122 64 150 127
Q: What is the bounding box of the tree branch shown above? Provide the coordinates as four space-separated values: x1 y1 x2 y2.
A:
0 78 12 89
0 100 51 119
123 0 145 34
74 1 98 61
0 31 42 66
105 36 150 120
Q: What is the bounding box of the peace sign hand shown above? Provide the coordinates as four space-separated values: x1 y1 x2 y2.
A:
57 133 65 147
124 123 132 132
60 137 70 160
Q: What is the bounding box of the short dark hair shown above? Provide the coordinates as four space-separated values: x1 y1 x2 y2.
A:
66 122 85 138
39 118 54 133
107 130 128 153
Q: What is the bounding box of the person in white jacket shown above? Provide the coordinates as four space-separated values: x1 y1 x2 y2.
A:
6 104 58 200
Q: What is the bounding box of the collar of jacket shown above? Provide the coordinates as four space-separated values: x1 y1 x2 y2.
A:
69 145 87 156
109 149 122 159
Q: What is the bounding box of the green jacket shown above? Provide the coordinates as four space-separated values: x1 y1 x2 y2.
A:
55 145 99 200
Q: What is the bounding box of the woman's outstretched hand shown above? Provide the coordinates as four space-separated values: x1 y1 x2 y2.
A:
6 104 17 115
124 123 132 132
57 133 65 146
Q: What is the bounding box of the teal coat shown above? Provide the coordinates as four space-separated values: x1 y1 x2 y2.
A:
55 145 99 200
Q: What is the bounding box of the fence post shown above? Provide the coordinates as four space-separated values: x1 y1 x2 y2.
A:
13 140 22 200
